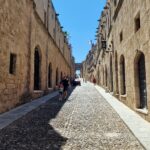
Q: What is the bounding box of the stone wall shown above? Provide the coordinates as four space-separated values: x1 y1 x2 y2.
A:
0 0 72 113
83 0 150 122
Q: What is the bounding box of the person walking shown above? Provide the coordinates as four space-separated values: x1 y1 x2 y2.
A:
93 77 96 85
62 76 69 100
58 81 64 101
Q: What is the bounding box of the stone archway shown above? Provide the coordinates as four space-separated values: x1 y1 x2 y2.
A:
34 47 41 90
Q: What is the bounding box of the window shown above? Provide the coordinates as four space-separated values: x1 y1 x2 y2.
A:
9 53 17 74
135 13 140 32
120 31 123 42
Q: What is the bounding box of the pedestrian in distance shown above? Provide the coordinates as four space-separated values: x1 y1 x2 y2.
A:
93 77 96 85
58 81 64 101
62 76 69 100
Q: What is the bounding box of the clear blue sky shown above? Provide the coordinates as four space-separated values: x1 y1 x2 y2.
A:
52 0 106 63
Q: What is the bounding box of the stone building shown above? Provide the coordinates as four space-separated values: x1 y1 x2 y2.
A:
82 44 97 82
0 0 74 113
83 0 150 122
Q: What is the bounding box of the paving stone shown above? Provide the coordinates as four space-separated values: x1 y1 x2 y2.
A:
0 84 144 150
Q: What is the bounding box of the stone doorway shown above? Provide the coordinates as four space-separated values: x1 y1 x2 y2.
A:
56 68 59 86
120 55 126 95
135 53 147 109
34 48 41 90
48 63 52 88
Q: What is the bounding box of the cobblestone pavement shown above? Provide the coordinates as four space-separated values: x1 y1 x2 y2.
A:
0 83 144 150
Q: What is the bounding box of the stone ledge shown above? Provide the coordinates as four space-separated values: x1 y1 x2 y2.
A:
136 108 148 115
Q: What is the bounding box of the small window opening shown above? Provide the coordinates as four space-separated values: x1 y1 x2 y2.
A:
9 53 17 74
120 31 123 42
135 14 141 32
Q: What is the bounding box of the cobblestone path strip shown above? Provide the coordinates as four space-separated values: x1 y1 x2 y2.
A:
0 84 144 150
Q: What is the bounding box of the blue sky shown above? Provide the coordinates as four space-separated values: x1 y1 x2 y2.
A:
52 0 106 63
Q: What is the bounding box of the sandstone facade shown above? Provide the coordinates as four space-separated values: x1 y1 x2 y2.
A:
0 0 74 113
83 0 150 122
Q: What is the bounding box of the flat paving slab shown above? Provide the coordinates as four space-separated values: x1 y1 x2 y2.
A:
0 84 145 149
95 84 150 150
0 91 58 130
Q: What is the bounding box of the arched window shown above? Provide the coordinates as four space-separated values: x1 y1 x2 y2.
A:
120 55 126 95
135 52 147 109
34 47 41 90
48 63 52 88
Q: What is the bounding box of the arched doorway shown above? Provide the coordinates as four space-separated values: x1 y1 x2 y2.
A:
56 68 59 86
34 48 41 90
120 55 126 95
115 52 119 93
110 55 113 92
48 63 52 88
135 52 147 109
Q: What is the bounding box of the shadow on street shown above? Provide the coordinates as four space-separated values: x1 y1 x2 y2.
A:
0 87 76 150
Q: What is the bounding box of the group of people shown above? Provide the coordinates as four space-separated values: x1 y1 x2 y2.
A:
58 76 70 101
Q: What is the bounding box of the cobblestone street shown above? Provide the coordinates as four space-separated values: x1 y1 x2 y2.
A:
0 83 144 150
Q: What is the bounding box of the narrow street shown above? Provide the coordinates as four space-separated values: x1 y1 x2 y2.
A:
0 83 144 150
